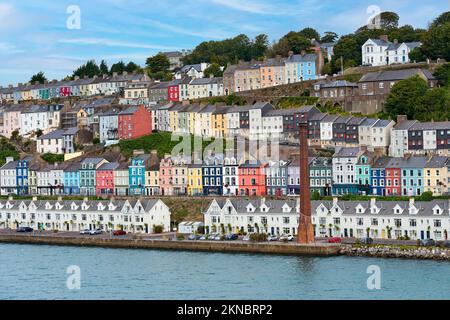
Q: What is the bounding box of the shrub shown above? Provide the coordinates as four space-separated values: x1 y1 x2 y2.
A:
153 225 164 234
250 233 268 242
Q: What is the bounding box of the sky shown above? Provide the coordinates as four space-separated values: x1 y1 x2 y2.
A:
0 0 448 86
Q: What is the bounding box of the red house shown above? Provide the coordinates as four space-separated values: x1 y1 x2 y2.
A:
385 160 402 196
238 160 267 197
118 105 152 140
60 86 71 97
95 162 120 196
168 81 180 102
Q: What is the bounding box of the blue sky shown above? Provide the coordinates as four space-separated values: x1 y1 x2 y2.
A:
0 0 448 86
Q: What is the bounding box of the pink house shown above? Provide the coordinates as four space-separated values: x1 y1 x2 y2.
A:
95 162 120 196
159 156 174 196
2 107 21 138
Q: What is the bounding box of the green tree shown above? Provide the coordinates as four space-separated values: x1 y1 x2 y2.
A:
299 27 320 40
251 34 269 59
204 63 222 78
30 71 47 84
146 53 171 74
272 31 311 56
421 12 450 61
125 61 141 73
384 75 429 119
409 47 426 63
434 63 450 86
379 11 400 30
110 61 126 75
417 88 450 121
321 32 338 43
73 60 101 78
99 60 109 75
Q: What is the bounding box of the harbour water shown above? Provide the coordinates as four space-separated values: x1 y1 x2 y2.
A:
1 243 449 300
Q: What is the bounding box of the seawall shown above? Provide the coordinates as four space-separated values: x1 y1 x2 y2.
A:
0 234 341 257
340 245 450 261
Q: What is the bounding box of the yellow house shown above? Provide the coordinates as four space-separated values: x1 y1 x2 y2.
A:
197 105 217 137
212 106 230 138
188 164 203 196
77 108 88 127
145 169 160 196
188 104 204 136
424 156 449 196
168 104 186 133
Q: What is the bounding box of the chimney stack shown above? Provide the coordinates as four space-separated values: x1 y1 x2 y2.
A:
298 120 314 244
397 115 407 125
379 35 389 42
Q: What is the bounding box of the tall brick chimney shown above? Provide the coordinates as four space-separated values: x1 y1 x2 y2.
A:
298 121 315 244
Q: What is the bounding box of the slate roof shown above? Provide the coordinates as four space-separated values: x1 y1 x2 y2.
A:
285 53 317 63
190 77 223 85
37 129 66 140
359 68 435 83
409 121 450 131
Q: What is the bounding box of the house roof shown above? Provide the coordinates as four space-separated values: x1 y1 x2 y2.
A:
359 68 435 83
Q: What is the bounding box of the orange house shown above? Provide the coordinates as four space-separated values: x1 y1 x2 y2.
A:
238 160 267 196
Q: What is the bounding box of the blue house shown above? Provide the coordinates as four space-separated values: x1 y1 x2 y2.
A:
16 157 31 195
400 156 428 197
371 157 390 196
203 154 224 196
129 154 151 196
285 53 317 83
64 163 81 195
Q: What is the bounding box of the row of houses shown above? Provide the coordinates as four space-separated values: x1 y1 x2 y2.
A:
223 52 321 95
2 149 450 199
204 197 450 241
0 197 171 234
0 73 149 104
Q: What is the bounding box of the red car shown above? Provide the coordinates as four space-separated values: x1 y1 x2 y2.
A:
328 237 342 244
113 230 127 236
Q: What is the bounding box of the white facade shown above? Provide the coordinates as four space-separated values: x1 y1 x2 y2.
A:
362 39 421 67
20 111 48 137
99 113 119 144
0 198 171 234
223 157 239 196
204 198 450 241
0 158 17 195
390 127 412 157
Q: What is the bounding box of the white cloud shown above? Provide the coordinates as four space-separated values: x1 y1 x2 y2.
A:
146 19 232 39
58 38 180 50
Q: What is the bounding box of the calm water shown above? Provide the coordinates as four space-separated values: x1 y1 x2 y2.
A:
1 243 450 300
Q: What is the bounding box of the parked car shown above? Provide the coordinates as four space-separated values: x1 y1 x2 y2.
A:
80 229 91 235
243 234 252 241
328 237 342 244
188 234 202 241
213 234 223 241
279 234 294 242
226 234 239 241
89 229 103 235
268 234 278 242
16 227 33 233
199 235 208 240
113 230 127 236
442 240 450 248
421 239 436 247
360 237 373 245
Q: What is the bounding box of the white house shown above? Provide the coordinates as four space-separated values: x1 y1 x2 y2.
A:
359 119 395 153
223 156 240 196
362 36 421 67
36 129 65 154
204 197 450 241
98 109 119 145
0 157 18 195
0 198 171 234
389 119 419 157
175 63 209 80
178 221 204 234
320 115 339 148
188 77 223 100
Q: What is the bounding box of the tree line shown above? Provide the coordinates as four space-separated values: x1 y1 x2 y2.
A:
30 11 449 83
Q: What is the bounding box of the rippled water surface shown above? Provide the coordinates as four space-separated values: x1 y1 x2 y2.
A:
1 243 449 300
